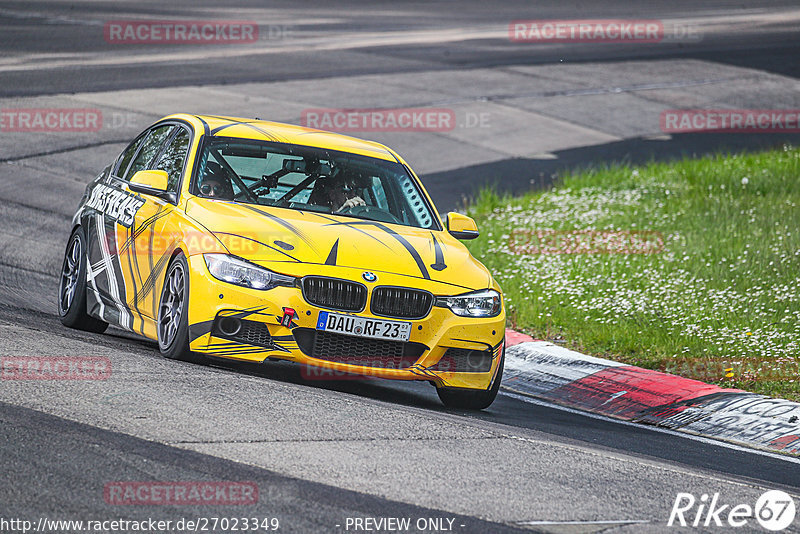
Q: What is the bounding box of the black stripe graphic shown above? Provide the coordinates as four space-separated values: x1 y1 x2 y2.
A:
136 248 173 306
196 116 211 136
430 232 447 271
123 219 146 335
208 118 280 142
238 204 319 254
325 239 339 266
323 221 430 279
119 208 171 254
312 213 394 250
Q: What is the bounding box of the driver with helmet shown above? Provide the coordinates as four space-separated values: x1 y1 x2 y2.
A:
198 161 235 200
309 170 367 213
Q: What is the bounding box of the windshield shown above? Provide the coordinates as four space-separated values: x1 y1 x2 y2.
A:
193 137 438 229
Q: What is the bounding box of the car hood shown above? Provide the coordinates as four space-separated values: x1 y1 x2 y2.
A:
185 198 491 290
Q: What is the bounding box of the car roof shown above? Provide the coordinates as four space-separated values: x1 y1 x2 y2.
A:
165 113 399 162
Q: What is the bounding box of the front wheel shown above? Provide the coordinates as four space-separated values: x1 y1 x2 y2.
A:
157 254 200 363
58 227 108 333
436 347 504 410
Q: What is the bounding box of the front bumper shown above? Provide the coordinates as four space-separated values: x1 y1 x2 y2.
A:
185 255 505 390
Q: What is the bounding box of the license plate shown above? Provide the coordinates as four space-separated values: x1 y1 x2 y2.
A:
316 311 411 342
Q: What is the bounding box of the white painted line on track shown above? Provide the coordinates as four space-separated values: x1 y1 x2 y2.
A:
500 389 800 466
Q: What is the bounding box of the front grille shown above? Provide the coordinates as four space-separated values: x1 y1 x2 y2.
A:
302 277 367 312
293 328 426 369
430 347 493 373
371 287 433 319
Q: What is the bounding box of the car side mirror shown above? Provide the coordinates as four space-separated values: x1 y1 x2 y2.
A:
128 170 177 204
446 212 479 240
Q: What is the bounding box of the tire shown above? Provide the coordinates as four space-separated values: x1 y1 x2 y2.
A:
157 253 200 363
436 346 505 410
58 227 109 333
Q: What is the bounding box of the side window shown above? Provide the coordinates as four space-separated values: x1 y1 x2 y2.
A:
152 127 190 192
113 133 147 179
124 125 174 181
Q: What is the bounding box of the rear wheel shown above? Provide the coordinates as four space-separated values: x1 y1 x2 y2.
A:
436 347 504 410
157 254 200 362
58 227 108 333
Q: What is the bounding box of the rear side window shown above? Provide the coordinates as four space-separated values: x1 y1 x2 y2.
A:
152 127 190 192
124 125 174 181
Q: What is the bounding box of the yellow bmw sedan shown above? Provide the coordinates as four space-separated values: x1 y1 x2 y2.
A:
58 114 505 409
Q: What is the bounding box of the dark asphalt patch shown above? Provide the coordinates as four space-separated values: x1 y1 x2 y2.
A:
0 401 536 533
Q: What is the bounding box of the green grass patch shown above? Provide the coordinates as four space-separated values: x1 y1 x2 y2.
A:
466 147 800 401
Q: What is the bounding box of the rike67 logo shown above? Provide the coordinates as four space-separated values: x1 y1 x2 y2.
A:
669 490 796 531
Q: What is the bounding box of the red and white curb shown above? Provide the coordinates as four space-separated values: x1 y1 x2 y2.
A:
503 330 800 456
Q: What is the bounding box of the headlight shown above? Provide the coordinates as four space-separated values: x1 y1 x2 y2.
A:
435 289 502 317
204 254 295 290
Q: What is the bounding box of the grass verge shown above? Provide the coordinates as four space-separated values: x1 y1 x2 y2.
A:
466 147 800 401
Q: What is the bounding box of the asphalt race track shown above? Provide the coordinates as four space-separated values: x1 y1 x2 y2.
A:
1 2 799 533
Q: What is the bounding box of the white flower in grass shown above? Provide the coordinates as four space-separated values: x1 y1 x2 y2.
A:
741 177 749 185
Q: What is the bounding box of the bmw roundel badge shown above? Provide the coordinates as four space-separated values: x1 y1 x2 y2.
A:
362 272 377 282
